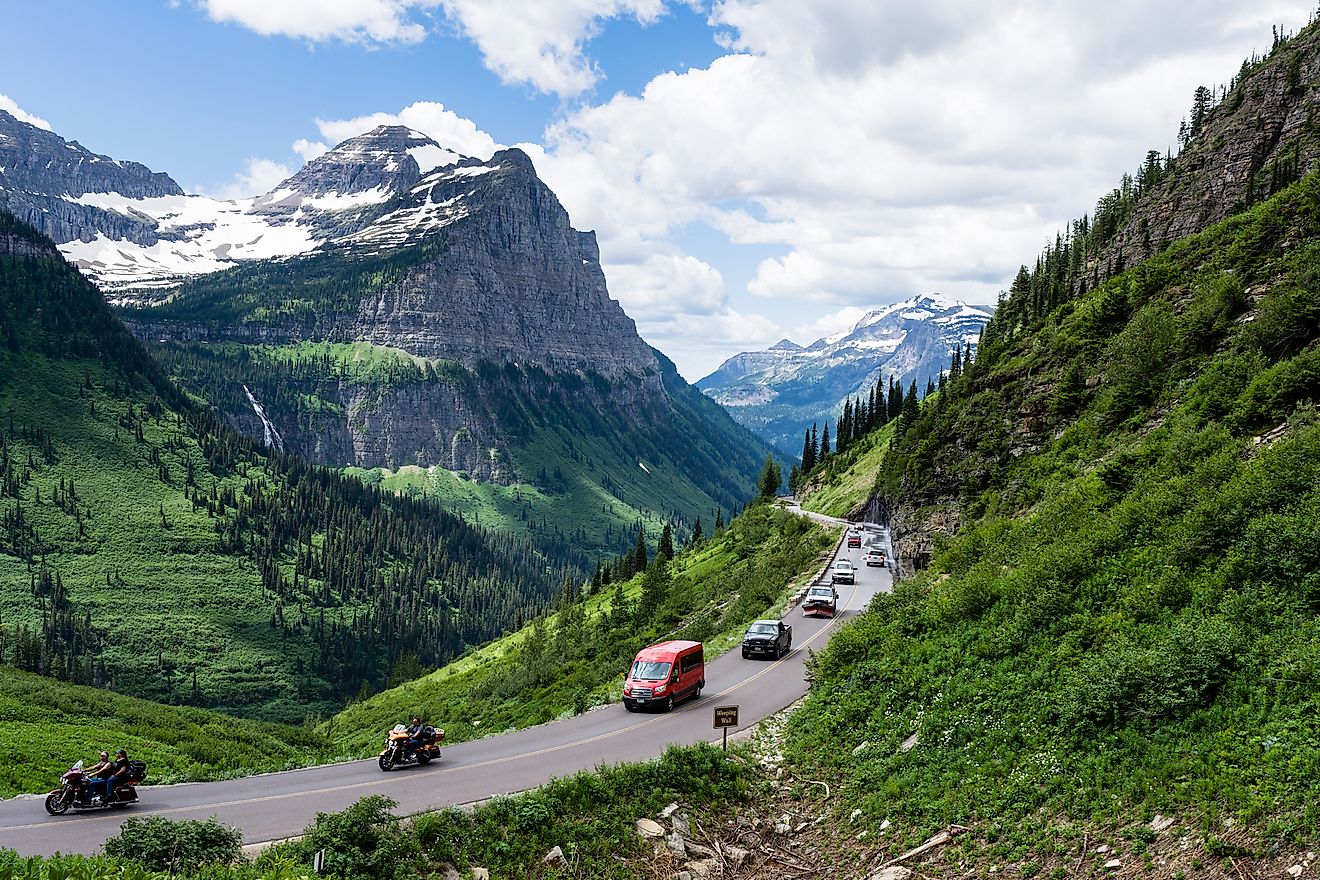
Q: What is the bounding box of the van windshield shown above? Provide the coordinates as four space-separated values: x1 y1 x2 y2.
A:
631 660 672 681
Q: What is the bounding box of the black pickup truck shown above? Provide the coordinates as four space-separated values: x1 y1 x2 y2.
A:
741 619 792 660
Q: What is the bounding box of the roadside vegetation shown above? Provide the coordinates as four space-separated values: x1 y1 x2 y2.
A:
325 501 832 755
0 744 748 879
787 166 1320 850
0 669 328 799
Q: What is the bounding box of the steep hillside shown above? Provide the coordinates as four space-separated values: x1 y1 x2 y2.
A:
0 212 566 722
699 294 991 454
790 169 1320 843
325 502 832 756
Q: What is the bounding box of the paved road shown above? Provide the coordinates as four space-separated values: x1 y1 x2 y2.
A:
1 527 892 857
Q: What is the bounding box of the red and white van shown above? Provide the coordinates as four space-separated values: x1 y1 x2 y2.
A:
622 640 705 712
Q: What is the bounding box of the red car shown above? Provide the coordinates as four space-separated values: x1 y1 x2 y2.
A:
847 532 861 547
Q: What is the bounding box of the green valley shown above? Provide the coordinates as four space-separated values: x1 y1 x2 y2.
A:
0 212 566 723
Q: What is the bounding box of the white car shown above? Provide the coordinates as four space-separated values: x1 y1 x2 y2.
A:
864 548 886 567
831 560 856 584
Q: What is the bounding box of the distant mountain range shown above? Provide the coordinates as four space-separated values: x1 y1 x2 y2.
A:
698 294 994 454
0 111 770 557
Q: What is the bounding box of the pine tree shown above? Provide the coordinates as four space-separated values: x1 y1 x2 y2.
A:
633 525 648 571
758 455 783 500
690 516 704 547
801 429 816 472
820 423 831 458
657 523 674 562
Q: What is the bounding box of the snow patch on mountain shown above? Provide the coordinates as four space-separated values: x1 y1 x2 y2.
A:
697 294 994 454
0 118 513 295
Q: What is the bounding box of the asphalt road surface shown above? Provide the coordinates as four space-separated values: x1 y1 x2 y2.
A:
1 523 892 857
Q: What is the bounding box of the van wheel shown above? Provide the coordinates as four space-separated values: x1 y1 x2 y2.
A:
665 695 674 712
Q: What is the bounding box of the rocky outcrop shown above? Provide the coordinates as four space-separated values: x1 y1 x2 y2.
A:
345 150 657 380
1098 25 1320 275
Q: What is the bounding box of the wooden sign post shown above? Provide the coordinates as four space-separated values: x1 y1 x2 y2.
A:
713 705 739 752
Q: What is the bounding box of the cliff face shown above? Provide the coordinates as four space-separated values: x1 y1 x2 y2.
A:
0 110 183 248
1098 25 1320 274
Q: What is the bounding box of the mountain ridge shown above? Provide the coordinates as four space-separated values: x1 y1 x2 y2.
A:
698 293 993 454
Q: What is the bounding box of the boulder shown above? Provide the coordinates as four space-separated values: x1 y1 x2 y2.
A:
635 818 665 839
541 845 569 868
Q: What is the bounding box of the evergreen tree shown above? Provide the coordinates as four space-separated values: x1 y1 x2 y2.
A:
657 523 674 562
801 429 816 472
714 508 724 532
757 455 783 500
690 516 704 547
1189 85 1213 139
820 423 831 458
887 377 903 421
633 525 648 572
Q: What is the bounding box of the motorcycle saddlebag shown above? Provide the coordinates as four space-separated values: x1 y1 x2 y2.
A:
127 760 147 782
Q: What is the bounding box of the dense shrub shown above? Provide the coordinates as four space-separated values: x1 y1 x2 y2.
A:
103 817 242 874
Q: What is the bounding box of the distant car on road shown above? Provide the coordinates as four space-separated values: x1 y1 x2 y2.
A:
831 560 856 584
864 548 886 567
847 532 861 548
742 619 792 659
802 585 838 617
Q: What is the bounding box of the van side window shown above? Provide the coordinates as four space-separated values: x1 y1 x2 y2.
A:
680 651 703 674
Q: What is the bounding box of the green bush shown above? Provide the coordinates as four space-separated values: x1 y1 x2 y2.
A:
103 816 242 874
260 796 421 880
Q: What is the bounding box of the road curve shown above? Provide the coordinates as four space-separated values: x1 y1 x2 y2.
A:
0 528 892 857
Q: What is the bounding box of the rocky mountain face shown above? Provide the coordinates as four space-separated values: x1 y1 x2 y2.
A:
0 113 767 547
1095 25 1320 279
699 294 993 454
0 110 184 250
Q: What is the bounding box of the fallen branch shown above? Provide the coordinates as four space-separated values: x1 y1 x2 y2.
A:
878 825 970 868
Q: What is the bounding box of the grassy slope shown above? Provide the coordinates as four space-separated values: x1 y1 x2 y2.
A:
786 174 1320 845
324 503 833 756
799 421 895 518
0 670 329 798
0 216 561 723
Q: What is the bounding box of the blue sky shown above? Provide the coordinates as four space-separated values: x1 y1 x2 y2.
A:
1 1 1313 378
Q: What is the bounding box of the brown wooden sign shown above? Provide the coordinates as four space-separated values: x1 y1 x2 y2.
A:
713 705 739 729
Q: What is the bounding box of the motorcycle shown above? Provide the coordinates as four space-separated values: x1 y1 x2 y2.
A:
44 759 146 815
378 723 443 771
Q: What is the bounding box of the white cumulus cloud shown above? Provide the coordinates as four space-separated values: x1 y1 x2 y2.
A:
195 0 440 44
435 0 666 95
0 93 51 130
199 156 295 200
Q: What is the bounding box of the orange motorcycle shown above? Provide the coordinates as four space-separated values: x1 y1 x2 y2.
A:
378 723 443 771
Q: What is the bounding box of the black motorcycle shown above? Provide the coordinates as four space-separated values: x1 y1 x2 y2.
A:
44 760 146 814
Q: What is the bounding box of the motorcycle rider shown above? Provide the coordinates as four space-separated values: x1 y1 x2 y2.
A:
403 717 424 758
84 751 111 804
98 749 129 804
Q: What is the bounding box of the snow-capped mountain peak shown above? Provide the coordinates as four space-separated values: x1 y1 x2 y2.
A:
697 294 994 454
0 111 521 295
